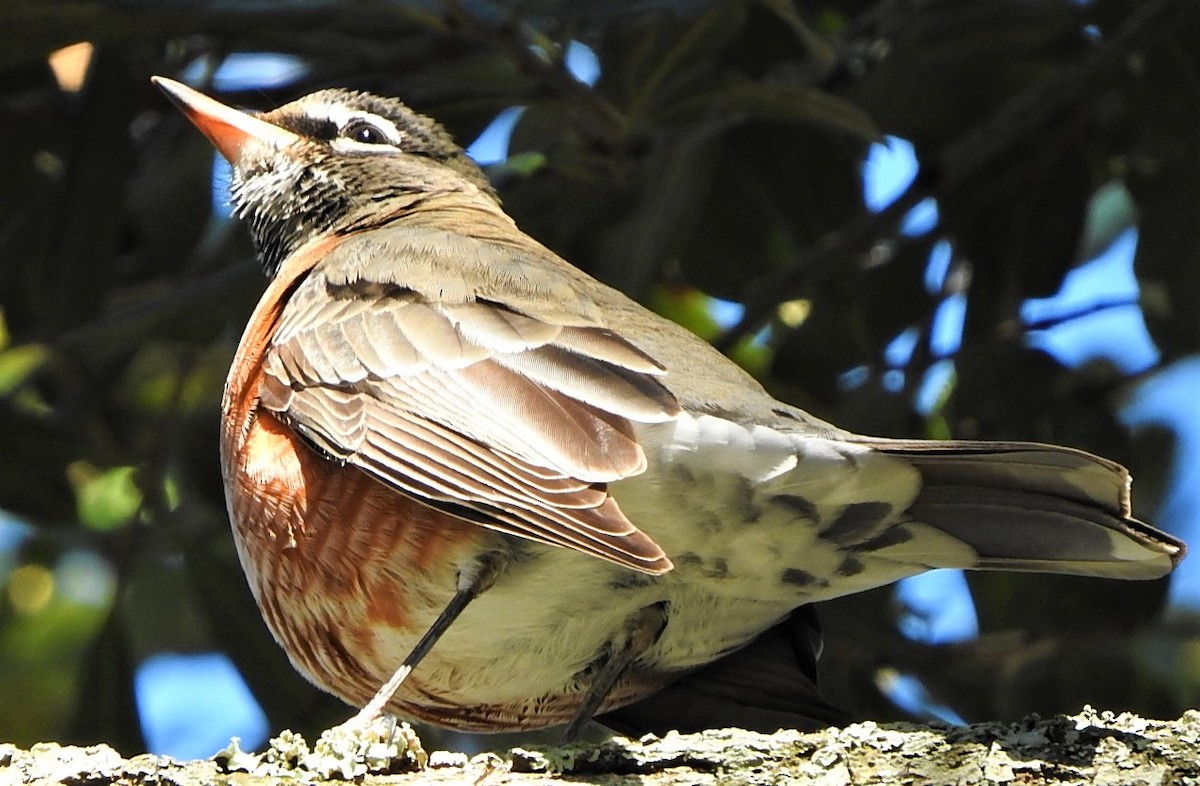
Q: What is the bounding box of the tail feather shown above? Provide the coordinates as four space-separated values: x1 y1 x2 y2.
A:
860 440 1185 580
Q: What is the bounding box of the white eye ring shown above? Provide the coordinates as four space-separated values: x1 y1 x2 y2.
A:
341 117 393 145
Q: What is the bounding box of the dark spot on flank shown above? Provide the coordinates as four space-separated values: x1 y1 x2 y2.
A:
706 558 729 579
850 525 914 553
781 568 827 588
837 555 864 577
774 494 818 521
610 571 658 590
822 501 893 545
673 552 730 579
733 481 761 523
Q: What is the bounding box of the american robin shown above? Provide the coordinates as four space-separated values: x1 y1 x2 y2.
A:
152 76 1184 739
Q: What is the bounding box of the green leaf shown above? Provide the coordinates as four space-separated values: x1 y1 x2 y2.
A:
0 344 48 396
497 151 547 177
646 285 771 377
69 464 142 532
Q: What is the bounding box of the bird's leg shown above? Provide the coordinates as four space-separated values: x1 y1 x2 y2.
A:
563 601 669 742
349 552 506 726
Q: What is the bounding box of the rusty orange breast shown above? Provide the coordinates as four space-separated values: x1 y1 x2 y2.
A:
217 235 493 713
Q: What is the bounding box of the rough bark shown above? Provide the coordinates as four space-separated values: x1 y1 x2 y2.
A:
4 708 1200 786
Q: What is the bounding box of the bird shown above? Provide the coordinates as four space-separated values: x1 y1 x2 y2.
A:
152 75 1184 740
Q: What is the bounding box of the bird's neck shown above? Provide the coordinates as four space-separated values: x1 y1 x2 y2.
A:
337 187 519 242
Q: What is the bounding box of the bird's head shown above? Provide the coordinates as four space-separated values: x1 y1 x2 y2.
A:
153 77 495 276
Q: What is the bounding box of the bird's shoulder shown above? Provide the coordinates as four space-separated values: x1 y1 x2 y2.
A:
302 216 843 438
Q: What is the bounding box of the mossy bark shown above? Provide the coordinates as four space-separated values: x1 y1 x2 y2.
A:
5 708 1200 786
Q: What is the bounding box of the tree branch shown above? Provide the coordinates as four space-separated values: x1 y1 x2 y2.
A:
716 0 1185 351
5 710 1199 786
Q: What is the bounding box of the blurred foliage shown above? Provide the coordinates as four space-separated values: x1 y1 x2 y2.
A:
1 0 1199 756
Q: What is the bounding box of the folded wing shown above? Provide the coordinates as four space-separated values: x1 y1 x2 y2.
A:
260 225 681 574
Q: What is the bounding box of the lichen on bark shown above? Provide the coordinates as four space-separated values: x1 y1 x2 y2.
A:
4 708 1199 785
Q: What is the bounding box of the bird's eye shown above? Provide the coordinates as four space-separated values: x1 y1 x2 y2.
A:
341 118 392 146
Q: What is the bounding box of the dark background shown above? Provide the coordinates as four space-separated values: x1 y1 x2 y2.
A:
1 0 1198 756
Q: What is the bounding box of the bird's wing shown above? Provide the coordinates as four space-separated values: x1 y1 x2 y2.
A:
259 224 680 574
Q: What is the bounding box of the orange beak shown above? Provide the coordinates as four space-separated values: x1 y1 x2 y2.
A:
152 76 301 163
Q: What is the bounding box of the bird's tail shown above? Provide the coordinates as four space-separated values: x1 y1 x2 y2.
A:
858 440 1185 580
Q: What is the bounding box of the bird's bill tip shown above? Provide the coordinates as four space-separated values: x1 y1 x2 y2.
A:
151 75 300 163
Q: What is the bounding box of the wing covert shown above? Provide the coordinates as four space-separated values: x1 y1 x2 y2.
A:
260 227 680 573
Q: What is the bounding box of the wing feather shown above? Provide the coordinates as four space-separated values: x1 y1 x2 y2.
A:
452 362 647 480
554 327 667 375
494 345 678 423
261 226 678 573
363 308 425 373
442 301 562 352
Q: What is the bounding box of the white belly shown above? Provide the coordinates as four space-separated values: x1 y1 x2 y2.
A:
358 413 976 709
